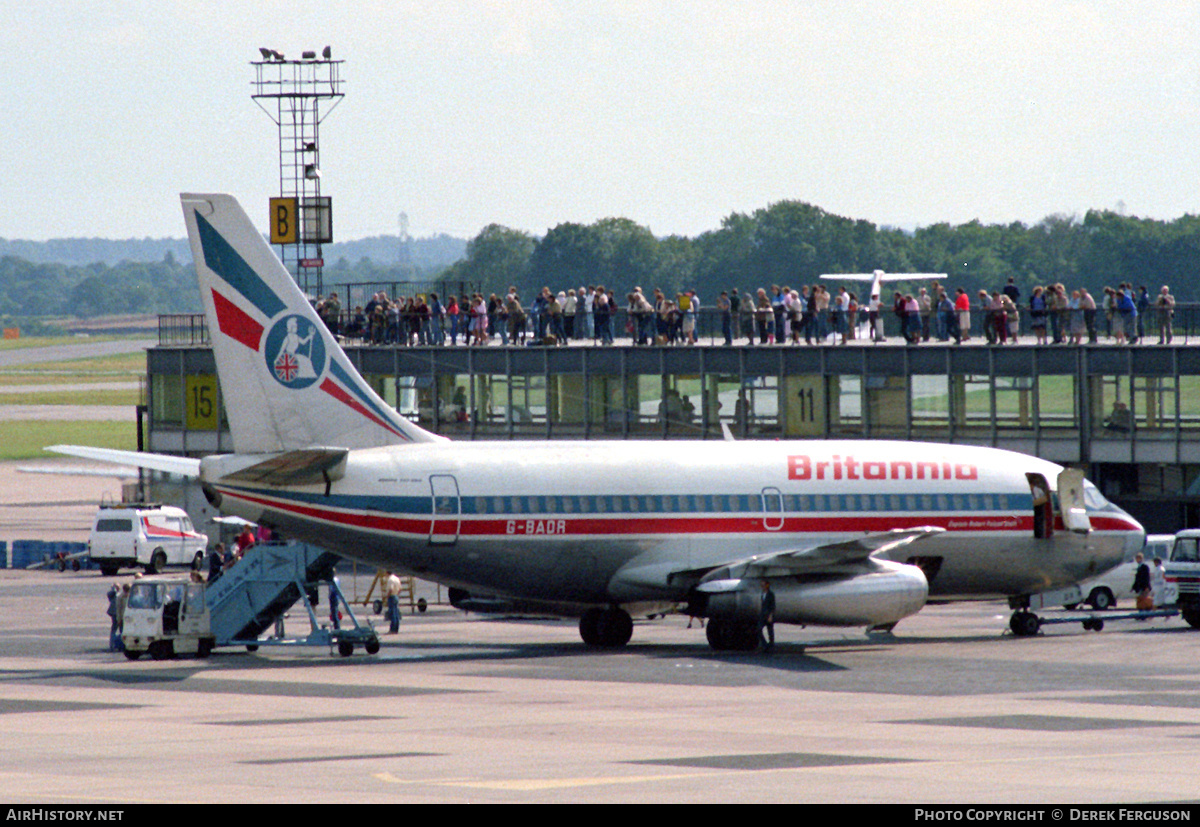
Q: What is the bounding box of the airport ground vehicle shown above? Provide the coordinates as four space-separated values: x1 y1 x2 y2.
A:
119 547 380 660
122 575 215 660
88 503 208 577
1166 529 1200 628
1070 534 1175 610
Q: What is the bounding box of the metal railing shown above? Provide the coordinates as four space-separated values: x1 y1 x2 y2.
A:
158 304 1200 348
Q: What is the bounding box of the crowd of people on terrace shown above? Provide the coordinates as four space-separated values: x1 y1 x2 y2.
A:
310 279 1180 347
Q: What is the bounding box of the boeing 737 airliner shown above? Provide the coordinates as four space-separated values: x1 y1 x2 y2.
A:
53 194 1145 650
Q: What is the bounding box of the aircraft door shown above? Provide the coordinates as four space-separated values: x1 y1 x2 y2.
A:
1027 473 1054 539
1057 468 1091 534
761 487 784 531
429 474 461 545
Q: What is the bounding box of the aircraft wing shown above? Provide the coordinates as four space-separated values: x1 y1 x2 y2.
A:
659 527 944 592
45 445 201 478
746 526 944 571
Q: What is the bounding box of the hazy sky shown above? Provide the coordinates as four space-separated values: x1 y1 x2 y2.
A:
7 1 1200 241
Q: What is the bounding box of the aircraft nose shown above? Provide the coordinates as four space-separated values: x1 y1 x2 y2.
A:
1108 503 1145 558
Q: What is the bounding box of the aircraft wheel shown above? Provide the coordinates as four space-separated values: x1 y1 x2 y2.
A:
580 608 632 647
1009 611 1040 637
1087 588 1115 611
731 620 761 651
597 608 633 647
579 609 602 646
705 617 730 651
706 617 758 651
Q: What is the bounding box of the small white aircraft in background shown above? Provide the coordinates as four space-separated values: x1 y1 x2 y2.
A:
51 195 1144 650
821 270 947 303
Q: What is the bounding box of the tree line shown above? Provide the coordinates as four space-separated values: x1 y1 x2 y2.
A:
440 202 1200 305
4 201 1198 323
0 253 201 321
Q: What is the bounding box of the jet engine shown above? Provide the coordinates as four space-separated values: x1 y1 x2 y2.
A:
691 560 929 650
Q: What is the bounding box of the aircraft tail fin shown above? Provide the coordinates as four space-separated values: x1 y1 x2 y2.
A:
181 193 444 452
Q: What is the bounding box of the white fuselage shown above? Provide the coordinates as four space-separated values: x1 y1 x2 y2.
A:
202 439 1143 612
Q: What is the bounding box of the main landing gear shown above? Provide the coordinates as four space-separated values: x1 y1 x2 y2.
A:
579 607 633 648
704 617 761 651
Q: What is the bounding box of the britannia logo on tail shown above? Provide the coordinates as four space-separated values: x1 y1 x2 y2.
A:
263 315 326 389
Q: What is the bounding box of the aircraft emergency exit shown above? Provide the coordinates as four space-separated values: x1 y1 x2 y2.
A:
51 194 1145 650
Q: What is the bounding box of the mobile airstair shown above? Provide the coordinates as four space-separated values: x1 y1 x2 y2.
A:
206 541 380 656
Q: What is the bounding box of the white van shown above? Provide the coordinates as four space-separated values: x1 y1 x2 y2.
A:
88 503 208 577
1167 530 1200 628
1071 534 1175 610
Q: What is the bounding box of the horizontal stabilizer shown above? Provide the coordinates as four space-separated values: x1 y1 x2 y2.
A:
217 447 349 487
18 464 140 479
45 445 200 478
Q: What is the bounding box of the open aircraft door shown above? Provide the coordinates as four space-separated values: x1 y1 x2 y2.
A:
1027 473 1054 539
429 474 461 545
1057 468 1091 534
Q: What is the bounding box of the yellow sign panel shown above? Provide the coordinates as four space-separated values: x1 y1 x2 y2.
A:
269 197 298 244
185 375 219 431
784 374 827 437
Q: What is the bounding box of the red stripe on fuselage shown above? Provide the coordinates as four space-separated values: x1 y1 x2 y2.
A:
211 289 264 351
217 486 1139 539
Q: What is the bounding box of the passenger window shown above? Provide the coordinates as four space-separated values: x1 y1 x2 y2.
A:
96 519 133 532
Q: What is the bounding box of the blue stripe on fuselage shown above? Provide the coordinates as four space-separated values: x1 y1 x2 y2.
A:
217 482 1034 519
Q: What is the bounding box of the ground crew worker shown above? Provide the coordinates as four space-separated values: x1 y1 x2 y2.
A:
386 571 402 634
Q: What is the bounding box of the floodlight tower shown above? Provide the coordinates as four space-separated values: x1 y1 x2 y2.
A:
251 46 344 300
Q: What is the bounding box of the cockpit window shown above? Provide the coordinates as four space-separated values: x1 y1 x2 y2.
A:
1082 481 1109 510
